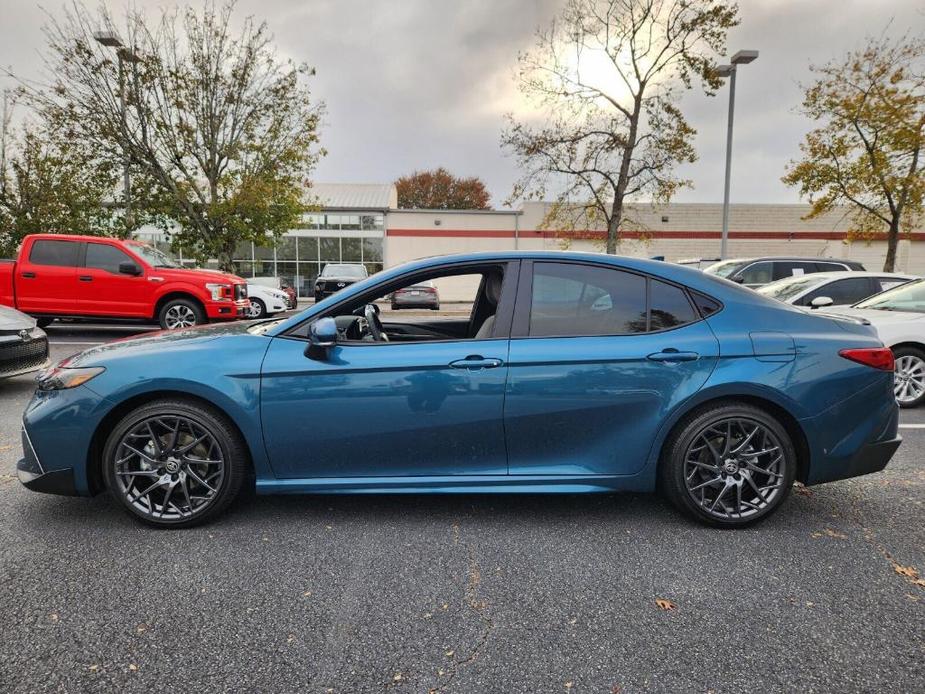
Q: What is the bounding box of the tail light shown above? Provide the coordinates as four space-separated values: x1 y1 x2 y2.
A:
839 348 895 371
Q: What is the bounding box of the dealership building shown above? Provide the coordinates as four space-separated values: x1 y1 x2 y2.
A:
137 182 921 300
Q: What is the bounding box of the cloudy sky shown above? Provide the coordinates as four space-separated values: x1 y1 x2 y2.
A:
2 0 924 208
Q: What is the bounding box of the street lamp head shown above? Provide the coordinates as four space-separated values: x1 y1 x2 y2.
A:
93 31 123 48
731 49 759 65
715 64 734 78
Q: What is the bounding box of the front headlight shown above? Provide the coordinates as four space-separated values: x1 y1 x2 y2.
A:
206 283 232 301
36 365 105 391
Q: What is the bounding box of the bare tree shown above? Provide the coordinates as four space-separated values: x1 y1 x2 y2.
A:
502 0 738 253
18 1 324 271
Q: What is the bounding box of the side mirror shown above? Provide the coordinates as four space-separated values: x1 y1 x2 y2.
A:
732 276 745 284
306 317 338 359
810 296 834 309
119 261 142 276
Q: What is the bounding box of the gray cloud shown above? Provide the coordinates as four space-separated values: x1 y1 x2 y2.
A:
2 0 923 207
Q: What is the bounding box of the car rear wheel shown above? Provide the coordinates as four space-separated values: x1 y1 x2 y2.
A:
892 347 925 408
158 298 205 330
660 403 796 527
102 399 248 528
247 298 266 319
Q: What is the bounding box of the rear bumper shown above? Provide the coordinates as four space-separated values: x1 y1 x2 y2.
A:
834 436 902 482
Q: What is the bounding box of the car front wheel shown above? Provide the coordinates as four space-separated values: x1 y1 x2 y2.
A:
158 298 206 330
102 399 248 528
893 346 925 408
247 298 266 319
660 402 796 527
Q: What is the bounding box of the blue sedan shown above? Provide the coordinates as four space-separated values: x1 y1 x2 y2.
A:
18 252 901 528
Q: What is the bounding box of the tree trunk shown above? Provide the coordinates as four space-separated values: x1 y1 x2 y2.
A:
217 248 235 274
606 202 622 254
883 217 900 272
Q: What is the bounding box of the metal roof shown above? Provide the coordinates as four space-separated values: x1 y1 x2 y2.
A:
309 183 397 211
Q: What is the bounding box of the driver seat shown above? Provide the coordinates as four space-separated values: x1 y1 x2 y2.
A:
474 273 503 339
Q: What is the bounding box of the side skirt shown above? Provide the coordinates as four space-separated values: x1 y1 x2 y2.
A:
256 474 651 495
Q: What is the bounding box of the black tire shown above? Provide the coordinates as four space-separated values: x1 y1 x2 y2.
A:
314 292 323 303
891 346 925 408
102 399 248 528
158 297 206 330
248 298 266 319
659 402 796 528
36 318 54 328
432 305 440 311
391 303 399 310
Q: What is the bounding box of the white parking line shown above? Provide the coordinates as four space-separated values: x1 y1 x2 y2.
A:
898 424 925 429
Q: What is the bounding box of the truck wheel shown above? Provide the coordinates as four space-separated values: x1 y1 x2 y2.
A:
36 318 54 328
158 298 206 330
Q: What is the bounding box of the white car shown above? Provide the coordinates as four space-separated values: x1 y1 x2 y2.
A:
246 283 290 319
822 279 925 407
756 271 916 309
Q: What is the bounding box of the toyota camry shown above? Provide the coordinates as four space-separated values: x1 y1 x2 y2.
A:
17 252 901 528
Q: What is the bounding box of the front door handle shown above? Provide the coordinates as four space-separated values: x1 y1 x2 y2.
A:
79 275 93 282
647 349 699 363
449 355 504 370
21 272 35 279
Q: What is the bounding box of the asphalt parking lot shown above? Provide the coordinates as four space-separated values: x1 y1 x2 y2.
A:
1 318 923 693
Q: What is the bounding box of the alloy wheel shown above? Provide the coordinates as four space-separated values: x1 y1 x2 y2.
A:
683 417 788 521
112 415 225 521
894 355 925 405
247 301 264 319
164 305 197 329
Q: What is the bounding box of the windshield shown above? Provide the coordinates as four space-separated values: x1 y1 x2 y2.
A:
321 264 367 278
247 317 288 335
756 275 822 302
703 259 746 278
855 278 925 313
127 242 181 268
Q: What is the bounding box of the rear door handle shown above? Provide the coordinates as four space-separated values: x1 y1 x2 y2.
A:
449 355 504 370
647 349 699 363
79 275 93 282
21 272 35 279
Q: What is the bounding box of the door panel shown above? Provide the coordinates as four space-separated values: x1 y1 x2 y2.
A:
16 240 80 313
504 321 720 476
260 336 510 478
78 242 151 317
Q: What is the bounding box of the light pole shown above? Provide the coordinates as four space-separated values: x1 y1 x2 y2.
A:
716 49 758 260
93 31 141 231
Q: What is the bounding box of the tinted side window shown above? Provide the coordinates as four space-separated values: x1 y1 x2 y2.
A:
814 262 847 272
690 291 722 317
803 277 874 305
28 240 79 267
876 277 909 292
86 243 134 274
773 261 818 280
738 262 773 285
649 279 698 330
529 263 647 337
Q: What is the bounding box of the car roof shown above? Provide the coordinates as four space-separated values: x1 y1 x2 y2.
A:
769 271 917 283
715 256 862 264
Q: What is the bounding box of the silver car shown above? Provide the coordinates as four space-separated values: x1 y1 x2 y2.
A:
0 305 49 380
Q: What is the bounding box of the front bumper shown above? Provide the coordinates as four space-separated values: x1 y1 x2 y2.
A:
205 299 250 320
16 424 78 495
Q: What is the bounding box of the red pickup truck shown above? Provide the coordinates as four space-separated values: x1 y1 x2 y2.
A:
0 234 250 330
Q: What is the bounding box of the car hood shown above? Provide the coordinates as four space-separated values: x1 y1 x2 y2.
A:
154 266 245 284
820 306 925 325
67 320 260 368
0 304 36 331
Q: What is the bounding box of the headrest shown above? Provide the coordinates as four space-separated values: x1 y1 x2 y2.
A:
485 273 503 304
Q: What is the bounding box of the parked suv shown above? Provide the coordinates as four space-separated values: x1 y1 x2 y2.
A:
0 234 250 330
703 257 865 288
314 263 368 301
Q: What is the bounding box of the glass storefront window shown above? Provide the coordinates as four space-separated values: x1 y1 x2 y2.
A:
233 261 255 277
319 238 340 261
342 238 362 261
297 261 320 297
362 238 383 262
322 215 341 229
233 241 253 260
341 215 360 231
276 236 297 261
255 259 276 277
254 242 275 261
298 236 318 260
361 214 383 230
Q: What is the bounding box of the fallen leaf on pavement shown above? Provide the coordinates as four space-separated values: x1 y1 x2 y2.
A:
655 598 676 611
894 564 920 579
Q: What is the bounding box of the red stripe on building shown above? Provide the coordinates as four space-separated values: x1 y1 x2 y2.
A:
387 228 925 241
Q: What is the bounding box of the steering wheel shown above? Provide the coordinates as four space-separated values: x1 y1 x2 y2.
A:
364 303 388 342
